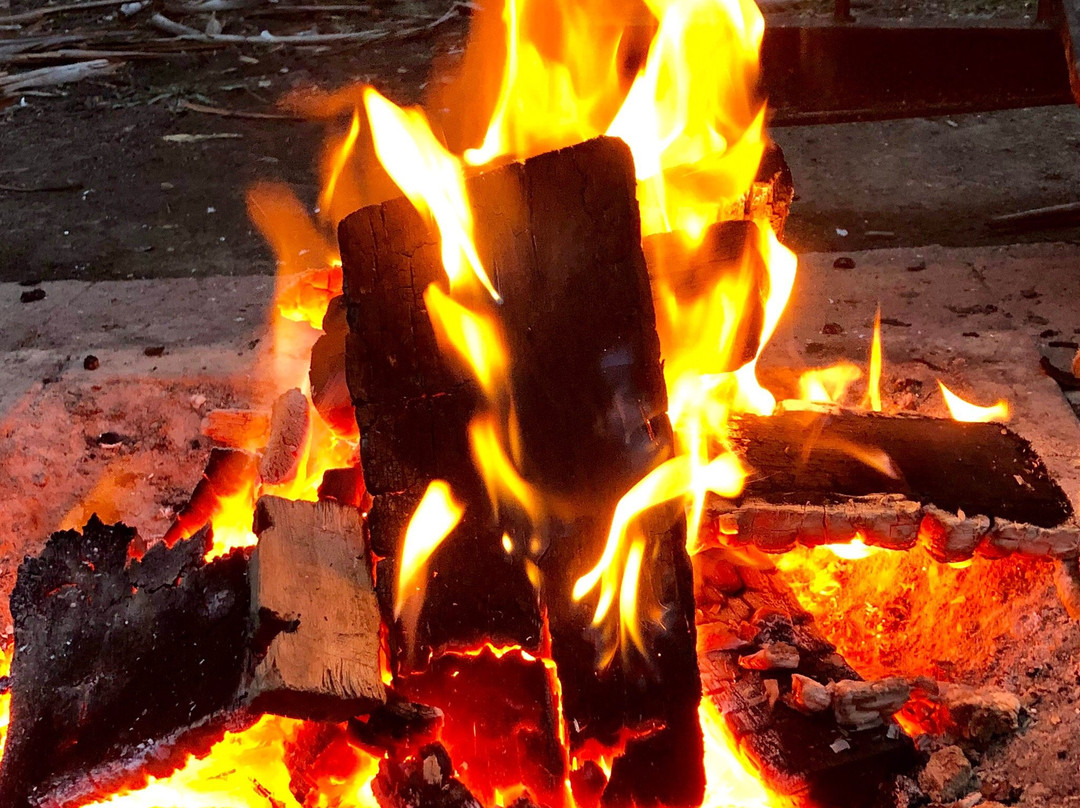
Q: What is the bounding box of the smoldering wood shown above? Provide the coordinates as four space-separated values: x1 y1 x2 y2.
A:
725 409 1073 527
247 496 385 720
703 496 1080 562
309 295 358 436
318 465 368 507
201 408 271 449
339 135 703 805
259 387 310 485
163 447 258 544
694 549 919 807
0 519 252 808
348 697 444 757
373 743 482 808
394 648 567 807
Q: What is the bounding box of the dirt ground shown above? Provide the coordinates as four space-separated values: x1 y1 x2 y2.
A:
4 0 1080 282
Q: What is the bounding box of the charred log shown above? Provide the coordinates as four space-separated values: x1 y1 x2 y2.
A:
348 696 445 758
0 519 251 808
339 136 703 804
694 549 919 807
373 743 482 808
163 447 257 545
725 409 1073 528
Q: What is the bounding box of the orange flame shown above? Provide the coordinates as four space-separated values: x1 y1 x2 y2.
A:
75 717 381 808
938 380 1010 423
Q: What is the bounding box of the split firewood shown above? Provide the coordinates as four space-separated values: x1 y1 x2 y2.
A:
259 387 310 485
309 295 356 436
340 135 703 807
248 496 385 720
727 409 1073 528
903 683 1022 749
163 447 258 544
200 408 271 449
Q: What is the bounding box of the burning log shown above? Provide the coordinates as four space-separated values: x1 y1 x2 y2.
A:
339 136 703 804
0 519 252 808
2 500 388 806
694 549 919 806
201 408 272 449
163 447 258 544
309 294 358 436
259 387 311 485
247 495 385 720
699 409 1079 561
373 743 482 808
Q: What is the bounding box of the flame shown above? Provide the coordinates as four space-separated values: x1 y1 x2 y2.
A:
608 0 766 242
365 88 500 301
203 476 258 561
699 700 784 808
938 380 1010 423
0 645 11 761
396 479 466 619
866 307 882 412
797 362 863 404
75 716 380 808
825 535 878 560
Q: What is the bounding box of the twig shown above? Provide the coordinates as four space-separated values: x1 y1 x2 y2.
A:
163 0 263 12
147 3 461 45
987 201 1080 232
0 59 120 93
148 11 387 43
0 48 174 64
0 181 82 192
0 0 126 25
179 98 302 121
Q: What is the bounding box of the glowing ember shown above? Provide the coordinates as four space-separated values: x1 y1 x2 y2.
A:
938 380 1010 423
74 717 381 808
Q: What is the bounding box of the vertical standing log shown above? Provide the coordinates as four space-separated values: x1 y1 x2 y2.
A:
340 136 703 806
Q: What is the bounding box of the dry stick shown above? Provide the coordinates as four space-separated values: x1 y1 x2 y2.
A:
148 11 388 43
0 49 175 64
180 98 302 121
0 181 82 192
147 3 460 46
0 59 120 93
0 0 127 24
987 200 1080 232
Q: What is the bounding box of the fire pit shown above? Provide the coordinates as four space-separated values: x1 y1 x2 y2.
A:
0 0 1077 807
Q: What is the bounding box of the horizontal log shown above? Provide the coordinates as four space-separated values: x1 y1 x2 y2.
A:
705 495 1080 561
726 409 1073 528
201 408 271 449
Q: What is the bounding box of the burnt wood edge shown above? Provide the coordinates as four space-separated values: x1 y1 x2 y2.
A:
705 495 1080 562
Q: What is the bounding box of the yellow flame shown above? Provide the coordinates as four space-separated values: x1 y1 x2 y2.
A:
425 284 508 400
395 479 466 618
867 307 882 412
608 0 766 243
938 380 1010 423
699 700 785 808
618 537 647 654
798 362 863 404
364 87 500 302
320 109 362 223
825 535 878 560
469 415 539 522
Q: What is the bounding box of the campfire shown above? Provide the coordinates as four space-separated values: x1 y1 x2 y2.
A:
0 1 1074 808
